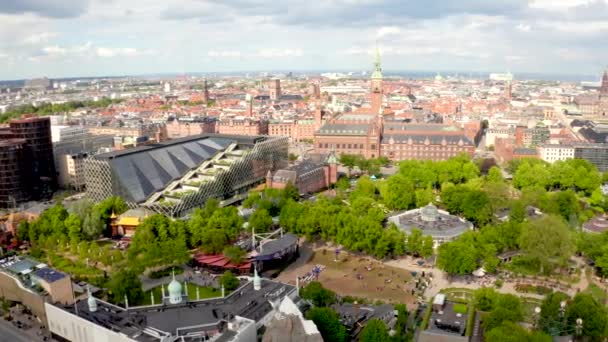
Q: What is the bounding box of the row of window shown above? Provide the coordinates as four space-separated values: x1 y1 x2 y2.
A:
384 145 466 151
318 143 374 150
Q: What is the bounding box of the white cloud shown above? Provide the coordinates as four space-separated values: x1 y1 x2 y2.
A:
96 47 139 57
516 23 531 32
255 48 303 58
207 50 241 58
23 31 57 44
42 45 67 56
376 26 400 38
40 43 143 59
529 0 597 11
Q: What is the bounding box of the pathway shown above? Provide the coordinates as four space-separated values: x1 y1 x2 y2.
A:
385 256 589 300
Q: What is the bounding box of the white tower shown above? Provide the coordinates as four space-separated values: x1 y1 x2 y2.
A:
168 270 183 304
87 287 97 312
253 267 262 291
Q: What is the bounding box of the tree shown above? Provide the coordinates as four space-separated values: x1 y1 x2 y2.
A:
437 233 479 275
339 154 359 176
200 229 229 254
414 188 434 208
565 293 608 338
538 292 570 336
380 174 414 210
306 307 348 342
487 166 504 183
393 304 409 337
249 209 273 233
509 200 526 224
483 294 523 332
474 287 499 311
351 176 377 199
16 221 30 242
107 269 144 305
421 235 434 258
518 215 574 273
406 228 423 256
359 319 391 342
300 281 336 307
223 246 246 264
219 271 240 291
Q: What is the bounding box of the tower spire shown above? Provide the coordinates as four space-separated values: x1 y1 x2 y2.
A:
372 45 383 80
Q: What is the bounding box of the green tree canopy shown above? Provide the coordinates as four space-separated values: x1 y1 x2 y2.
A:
565 293 608 338
219 270 240 291
358 319 391 342
249 209 273 233
518 215 574 273
300 281 336 307
306 307 348 342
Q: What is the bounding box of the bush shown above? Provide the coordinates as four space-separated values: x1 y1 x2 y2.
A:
219 271 240 291
494 279 504 288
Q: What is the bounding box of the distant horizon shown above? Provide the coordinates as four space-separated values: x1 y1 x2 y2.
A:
0 69 603 86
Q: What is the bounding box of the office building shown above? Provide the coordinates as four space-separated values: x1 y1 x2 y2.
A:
9 117 57 196
84 134 288 217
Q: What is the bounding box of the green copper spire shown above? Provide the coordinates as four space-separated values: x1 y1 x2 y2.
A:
371 46 383 80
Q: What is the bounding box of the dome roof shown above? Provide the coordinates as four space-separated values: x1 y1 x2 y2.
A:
168 278 182 294
167 270 183 304
420 203 439 222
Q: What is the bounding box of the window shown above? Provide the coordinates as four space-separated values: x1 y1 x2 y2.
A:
371 144 376 149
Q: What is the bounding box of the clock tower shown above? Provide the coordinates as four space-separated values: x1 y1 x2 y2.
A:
370 47 383 114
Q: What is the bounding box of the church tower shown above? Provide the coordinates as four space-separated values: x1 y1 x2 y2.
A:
600 70 608 97
370 47 383 115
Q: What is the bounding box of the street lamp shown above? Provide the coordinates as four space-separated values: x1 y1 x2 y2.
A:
575 318 583 337
534 306 541 329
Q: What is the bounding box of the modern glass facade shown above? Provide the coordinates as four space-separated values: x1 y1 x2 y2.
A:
574 145 608 172
84 134 288 217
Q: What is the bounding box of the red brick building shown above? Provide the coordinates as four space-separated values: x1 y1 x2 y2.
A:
313 52 476 162
266 154 338 194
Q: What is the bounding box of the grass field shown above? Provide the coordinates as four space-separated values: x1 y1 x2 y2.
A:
279 249 416 305
453 303 468 314
141 283 221 305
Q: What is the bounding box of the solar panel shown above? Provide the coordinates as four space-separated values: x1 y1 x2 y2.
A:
33 268 66 283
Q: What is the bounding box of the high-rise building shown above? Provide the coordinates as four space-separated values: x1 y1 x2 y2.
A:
8 117 57 197
0 139 31 208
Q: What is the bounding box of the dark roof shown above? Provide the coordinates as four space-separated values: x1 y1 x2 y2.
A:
256 233 299 259
513 148 537 155
316 123 372 136
279 95 303 101
64 279 296 340
381 134 474 146
92 134 266 203
33 268 67 283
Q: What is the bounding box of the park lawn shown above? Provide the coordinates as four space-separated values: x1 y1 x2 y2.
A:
141 283 222 306
299 249 415 305
453 303 468 314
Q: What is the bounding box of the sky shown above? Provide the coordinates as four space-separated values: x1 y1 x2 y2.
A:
1 0 607 80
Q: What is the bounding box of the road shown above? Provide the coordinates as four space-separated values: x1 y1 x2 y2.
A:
0 319 36 342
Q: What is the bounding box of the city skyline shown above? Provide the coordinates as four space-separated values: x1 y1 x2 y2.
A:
1 0 608 79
